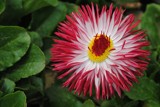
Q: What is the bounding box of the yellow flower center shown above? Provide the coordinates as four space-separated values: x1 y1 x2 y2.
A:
88 34 114 62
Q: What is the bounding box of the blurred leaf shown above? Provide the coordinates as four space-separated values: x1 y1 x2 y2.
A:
0 91 3 97
101 100 115 107
123 101 139 107
23 0 47 14
101 97 135 107
143 100 160 107
43 49 51 65
30 77 44 95
114 0 138 3
44 69 56 89
150 51 158 62
148 49 160 78
42 37 53 64
6 44 45 82
44 0 58 7
0 0 24 25
16 76 44 105
83 99 95 107
0 78 15 95
0 26 30 71
30 2 67 37
45 84 82 107
65 2 78 14
88 0 99 4
0 0 59 25
141 4 160 47
24 76 44 96
28 31 43 47
0 91 26 107
0 0 5 14
22 0 58 14
125 77 160 101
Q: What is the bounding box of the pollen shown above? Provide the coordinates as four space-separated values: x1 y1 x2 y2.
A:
88 34 114 62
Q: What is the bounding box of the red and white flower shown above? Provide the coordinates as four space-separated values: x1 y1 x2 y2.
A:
51 3 149 99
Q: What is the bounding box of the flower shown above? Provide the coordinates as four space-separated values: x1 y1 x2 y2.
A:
51 3 149 99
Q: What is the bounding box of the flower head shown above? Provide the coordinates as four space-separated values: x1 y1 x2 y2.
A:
51 3 149 99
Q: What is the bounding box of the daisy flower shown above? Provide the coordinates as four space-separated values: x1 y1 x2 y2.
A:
51 3 149 99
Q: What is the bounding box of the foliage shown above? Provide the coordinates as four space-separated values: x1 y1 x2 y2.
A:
0 0 160 107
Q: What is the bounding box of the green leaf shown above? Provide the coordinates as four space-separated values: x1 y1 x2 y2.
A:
101 98 124 107
101 97 133 107
125 77 160 101
65 2 78 14
6 44 45 82
0 26 30 71
0 91 26 107
0 78 15 95
83 99 95 107
0 0 5 14
44 0 58 7
88 0 99 4
116 0 138 3
42 37 53 64
30 2 67 37
28 76 44 95
0 0 58 25
101 100 115 107
28 31 43 47
23 0 59 13
0 0 24 25
123 101 139 107
21 76 44 96
141 4 160 47
147 49 160 78
144 100 160 107
0 91 3 98
45 84 82 107
22 0 56 14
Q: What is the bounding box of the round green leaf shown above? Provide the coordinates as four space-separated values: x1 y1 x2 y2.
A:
28 31 43 47
0 91 26 107
0 26 31 71
0 78 15 95
6 44 45 81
